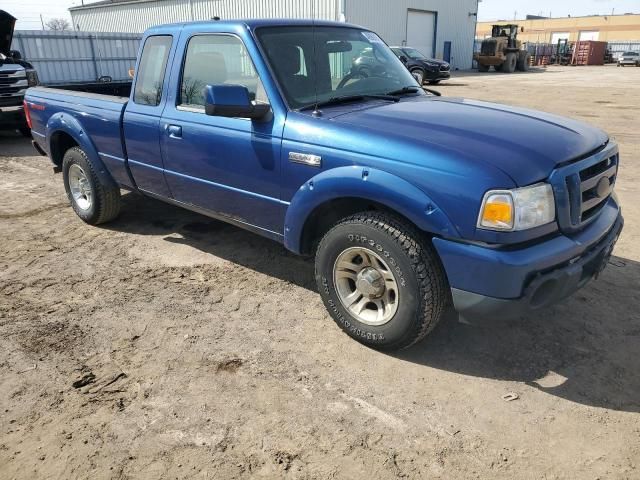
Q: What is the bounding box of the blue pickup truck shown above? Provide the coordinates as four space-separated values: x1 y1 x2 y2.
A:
25 19 623 350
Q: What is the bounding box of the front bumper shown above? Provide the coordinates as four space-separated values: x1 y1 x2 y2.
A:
0 104 27 129
425 70 450 81
433 198 623 318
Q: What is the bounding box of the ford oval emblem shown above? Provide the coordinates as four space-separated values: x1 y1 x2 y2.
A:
596 177 610 198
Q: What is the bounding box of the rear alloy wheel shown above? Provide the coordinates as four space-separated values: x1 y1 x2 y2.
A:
315 212 448 350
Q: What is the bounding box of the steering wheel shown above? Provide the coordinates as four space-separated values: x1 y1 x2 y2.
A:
336 69 369 90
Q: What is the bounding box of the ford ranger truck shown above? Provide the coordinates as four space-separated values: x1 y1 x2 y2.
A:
24 20 623 350
0 10 39 135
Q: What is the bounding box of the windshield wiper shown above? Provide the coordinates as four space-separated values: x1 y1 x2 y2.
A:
387 85 442 97
299 94 399 111
385 86 421 96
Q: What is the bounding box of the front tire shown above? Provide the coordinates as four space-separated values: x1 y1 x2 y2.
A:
411 68 425 84
62 146 121 225
478 63 490 72
315 212 448 350
503 53 517 73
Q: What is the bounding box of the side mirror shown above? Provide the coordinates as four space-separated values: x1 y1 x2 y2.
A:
204 84 270 120
399 55 408 64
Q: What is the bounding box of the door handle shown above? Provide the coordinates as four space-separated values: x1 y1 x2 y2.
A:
167 124 182 139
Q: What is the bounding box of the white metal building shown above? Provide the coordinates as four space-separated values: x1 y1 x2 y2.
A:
70 0 479 69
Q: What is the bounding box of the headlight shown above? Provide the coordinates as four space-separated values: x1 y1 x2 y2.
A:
478 183 555 231
25 69 39 87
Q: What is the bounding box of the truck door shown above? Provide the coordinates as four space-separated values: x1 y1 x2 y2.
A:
159 33 285 235
123 34 174 197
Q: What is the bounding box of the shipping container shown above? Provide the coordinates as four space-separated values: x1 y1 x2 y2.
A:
573 40 607 65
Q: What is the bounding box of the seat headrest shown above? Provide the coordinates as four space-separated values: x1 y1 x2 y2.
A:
274 44 301 76
185 51 228 85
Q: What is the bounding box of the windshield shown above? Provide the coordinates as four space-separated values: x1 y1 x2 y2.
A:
403 47 428 60
256 26 423 110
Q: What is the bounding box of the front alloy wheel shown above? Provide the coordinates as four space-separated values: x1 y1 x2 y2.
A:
334 246 399 326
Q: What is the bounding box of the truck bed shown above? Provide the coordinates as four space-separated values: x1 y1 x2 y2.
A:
45 81 132 98
26 86 129 184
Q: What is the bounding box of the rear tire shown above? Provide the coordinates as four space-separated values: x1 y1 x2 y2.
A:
428 80 441 85
503 53 517 73
62 146 121 225
315 212 448 350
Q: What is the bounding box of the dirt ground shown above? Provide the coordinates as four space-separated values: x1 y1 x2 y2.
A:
1 65 639 479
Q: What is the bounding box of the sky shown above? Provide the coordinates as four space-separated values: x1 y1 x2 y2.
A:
2 0 639 30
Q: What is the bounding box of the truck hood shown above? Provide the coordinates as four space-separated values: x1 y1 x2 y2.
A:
0 10 16 57
328 96 608 186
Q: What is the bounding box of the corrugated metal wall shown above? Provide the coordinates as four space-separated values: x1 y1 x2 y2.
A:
345 0 478 69
11 30 141 85
70 0 477 69
71 0 340 33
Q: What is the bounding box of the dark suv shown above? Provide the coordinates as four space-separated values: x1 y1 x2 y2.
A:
391 47 450 85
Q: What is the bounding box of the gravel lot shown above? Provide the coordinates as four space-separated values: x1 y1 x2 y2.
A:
1 65 639 479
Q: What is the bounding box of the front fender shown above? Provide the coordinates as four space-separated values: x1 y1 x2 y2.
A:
284 166 460 253
46 112 116 187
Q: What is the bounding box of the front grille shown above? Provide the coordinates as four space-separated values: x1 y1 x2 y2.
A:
579 155 617 221
560 150 618 229
0 70 28 100
0 86 24 95
0 96 23 107
481 40 497 56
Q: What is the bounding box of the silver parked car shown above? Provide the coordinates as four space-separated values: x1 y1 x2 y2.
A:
617 51 640 67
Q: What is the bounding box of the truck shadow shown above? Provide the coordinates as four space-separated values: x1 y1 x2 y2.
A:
108 192 639 412
399 256 640 413
0 132 35 158
108 192 316 290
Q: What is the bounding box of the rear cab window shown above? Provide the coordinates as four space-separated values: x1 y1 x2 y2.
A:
134 35 173 106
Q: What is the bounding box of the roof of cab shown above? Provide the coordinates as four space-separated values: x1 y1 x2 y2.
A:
145 18 364 35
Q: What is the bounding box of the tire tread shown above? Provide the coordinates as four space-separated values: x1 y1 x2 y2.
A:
63 146 121 224
317 211 448 350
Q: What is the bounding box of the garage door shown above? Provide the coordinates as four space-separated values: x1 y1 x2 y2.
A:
551 32 570 44
579 31 600 41
406 10 436 59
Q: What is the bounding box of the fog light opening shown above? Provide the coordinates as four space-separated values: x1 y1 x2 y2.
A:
530 279 558 309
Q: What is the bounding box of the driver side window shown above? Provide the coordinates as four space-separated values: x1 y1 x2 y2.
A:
178 34 268 110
